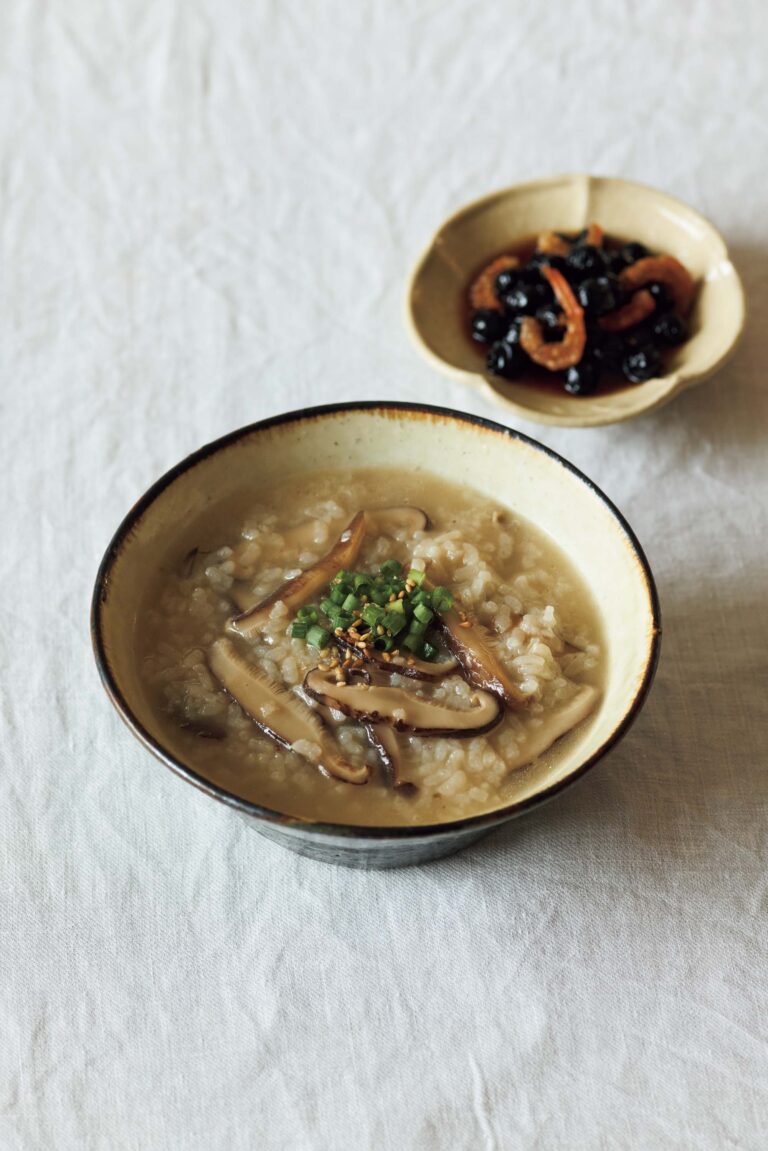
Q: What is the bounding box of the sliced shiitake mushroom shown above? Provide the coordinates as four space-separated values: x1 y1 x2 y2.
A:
228 511 367 639
417 566 527 708
225 521 326 612
363 723 417 795
437 609 529 708
334 634 457 681
366 506 429 535
303 668 502 736
505 684 600 772
228 506 429 635
208 639 369 784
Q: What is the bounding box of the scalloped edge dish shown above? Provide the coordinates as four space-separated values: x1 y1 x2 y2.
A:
406 174 745 428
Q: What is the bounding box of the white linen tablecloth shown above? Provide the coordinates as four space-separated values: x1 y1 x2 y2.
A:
2 2 767 1147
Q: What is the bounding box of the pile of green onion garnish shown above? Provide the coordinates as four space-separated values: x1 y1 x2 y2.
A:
290 560 454 659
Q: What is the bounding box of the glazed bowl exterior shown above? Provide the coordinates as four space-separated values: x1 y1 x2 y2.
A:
406 174 745 427
92 403 661 868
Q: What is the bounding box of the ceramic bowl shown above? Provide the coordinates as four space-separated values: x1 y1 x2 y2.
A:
92 403 661 868
406 174 745 427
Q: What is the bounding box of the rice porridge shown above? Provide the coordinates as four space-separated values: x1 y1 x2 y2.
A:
140 467 604 827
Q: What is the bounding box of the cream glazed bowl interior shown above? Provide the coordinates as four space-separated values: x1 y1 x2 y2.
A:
92 403 661 869
406 174 745 428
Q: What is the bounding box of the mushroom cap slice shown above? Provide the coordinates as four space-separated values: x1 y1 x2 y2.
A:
334 635 457 681
303 668 502 737
208 639 369 784
437 609 529 708
363 722 417 794
226 520 325 614
504 684 600 773
228 511 367 639
366 506 430 535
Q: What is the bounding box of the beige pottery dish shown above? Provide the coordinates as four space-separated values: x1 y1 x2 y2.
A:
406 174 745 427
92 403 661 868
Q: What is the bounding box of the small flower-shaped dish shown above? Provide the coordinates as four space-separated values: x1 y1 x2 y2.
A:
406 174 745 427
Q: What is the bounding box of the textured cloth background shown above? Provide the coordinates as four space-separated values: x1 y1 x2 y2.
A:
2 2 767 1148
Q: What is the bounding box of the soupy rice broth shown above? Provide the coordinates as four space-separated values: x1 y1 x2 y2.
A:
140 468 605 827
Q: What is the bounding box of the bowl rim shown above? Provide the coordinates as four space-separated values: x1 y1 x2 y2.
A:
91 401 662 840
405 172 746 428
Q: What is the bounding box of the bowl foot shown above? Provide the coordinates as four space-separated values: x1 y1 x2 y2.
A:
246 816 493 869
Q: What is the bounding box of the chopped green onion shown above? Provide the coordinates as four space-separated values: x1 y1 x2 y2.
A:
325 605 351 627
383 610 407 635
361 604 384 628
306 624 332 649
291 555 456 651
431 587 454 612
408 619 428 637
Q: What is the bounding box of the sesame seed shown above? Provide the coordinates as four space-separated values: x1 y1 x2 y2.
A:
459 620 472 629
389 593 396 603
376 625 384 636
397 590 405 599
334 627 344 636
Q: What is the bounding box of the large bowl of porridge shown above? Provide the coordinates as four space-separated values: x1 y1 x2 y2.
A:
92 403 660 868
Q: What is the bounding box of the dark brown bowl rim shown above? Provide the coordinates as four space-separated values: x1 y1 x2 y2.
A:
91 401 661 841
